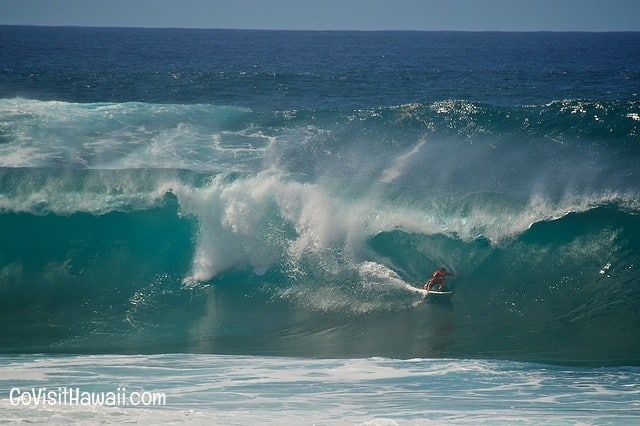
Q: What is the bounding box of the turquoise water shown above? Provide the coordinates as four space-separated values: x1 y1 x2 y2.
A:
0 98 638 365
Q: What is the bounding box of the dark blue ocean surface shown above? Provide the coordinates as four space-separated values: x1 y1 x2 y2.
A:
0 27 639 366
2 27 639 108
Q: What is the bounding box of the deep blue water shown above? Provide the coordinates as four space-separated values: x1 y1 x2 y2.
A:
1 27 639 368
2 27 639 108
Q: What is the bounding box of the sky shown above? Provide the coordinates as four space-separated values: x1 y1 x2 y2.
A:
1 0 639 32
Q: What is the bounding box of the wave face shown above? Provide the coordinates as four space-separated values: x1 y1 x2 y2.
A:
1 29 639 365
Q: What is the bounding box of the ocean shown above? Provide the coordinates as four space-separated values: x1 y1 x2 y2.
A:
1 26 639 423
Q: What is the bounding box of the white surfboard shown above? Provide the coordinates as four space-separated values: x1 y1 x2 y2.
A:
425 290 454 296
408 286 453 297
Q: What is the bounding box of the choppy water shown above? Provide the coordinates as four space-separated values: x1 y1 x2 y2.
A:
1 354 639 424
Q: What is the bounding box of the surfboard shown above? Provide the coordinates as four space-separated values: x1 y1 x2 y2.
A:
426 290 454 296
409 286 453 297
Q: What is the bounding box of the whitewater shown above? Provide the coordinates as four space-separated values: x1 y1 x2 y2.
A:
1 27 639 423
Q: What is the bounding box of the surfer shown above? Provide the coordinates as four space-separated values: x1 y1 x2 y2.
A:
424 268 456 291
